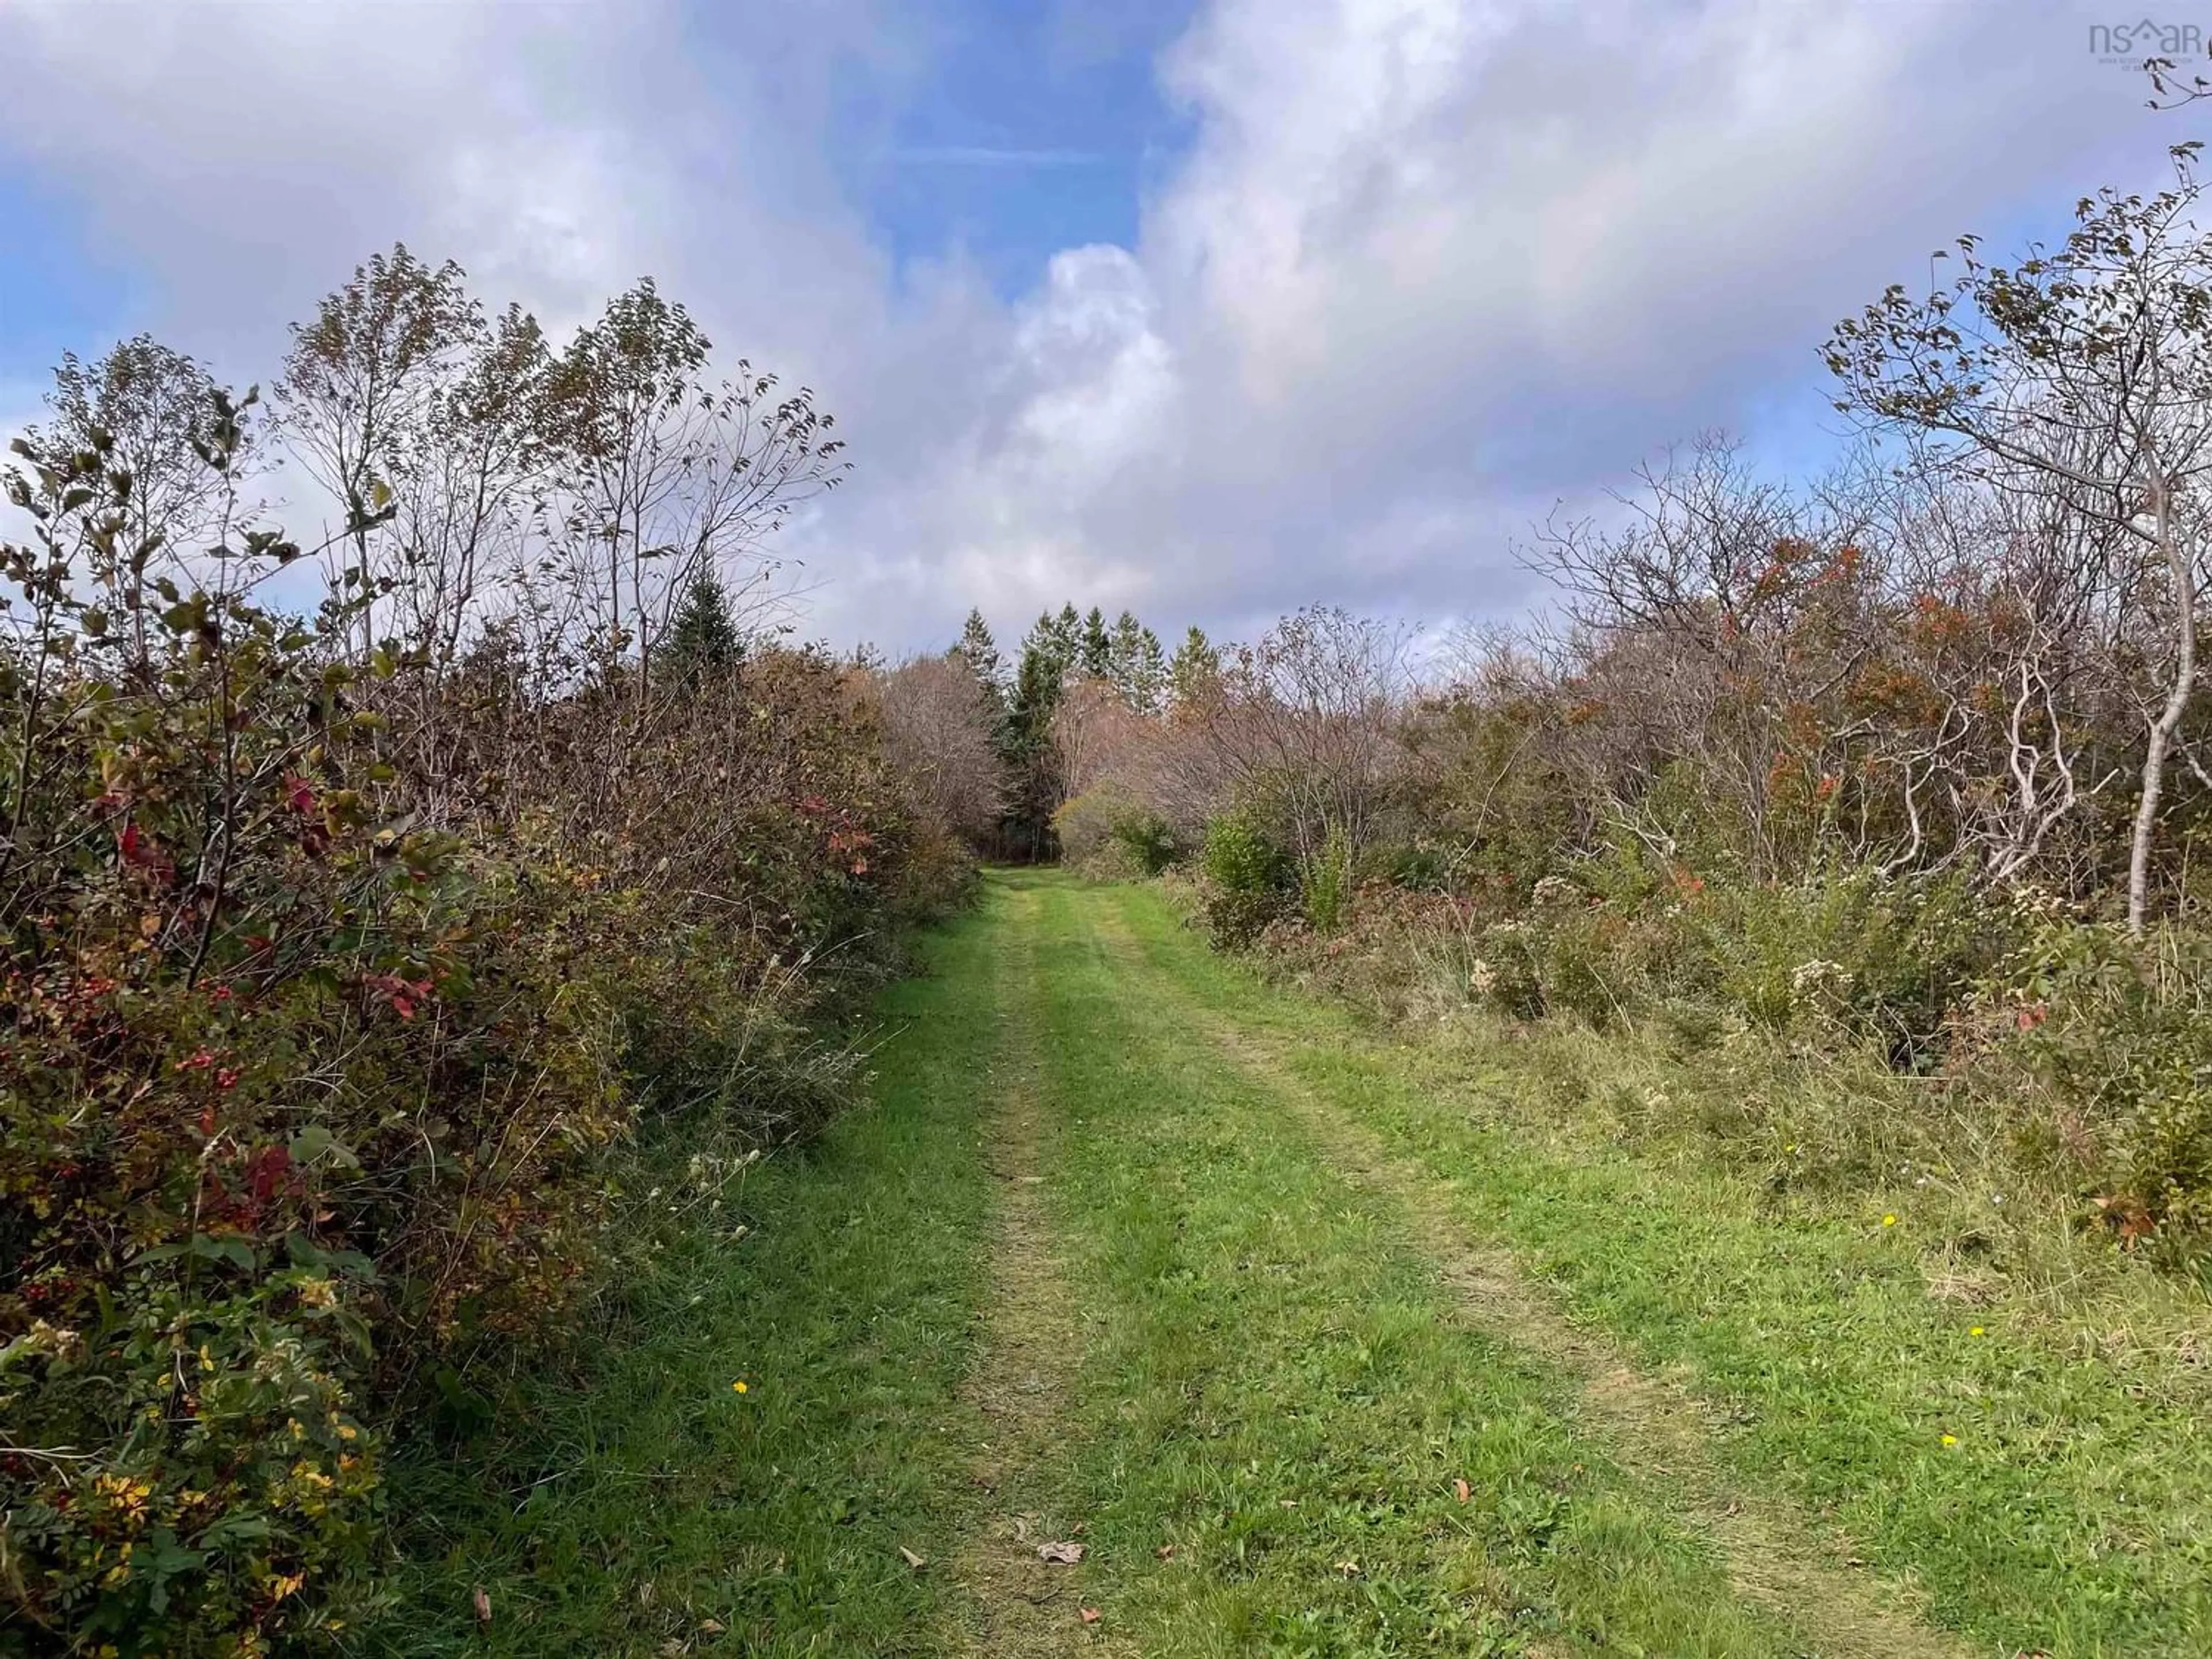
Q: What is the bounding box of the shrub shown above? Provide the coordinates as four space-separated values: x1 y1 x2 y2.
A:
1469 920 1546 1020
1380 843 1450 892
1300 823 1352 933
1111 812 1180 876
1200 810 1294 947
1699 868 2010 1066
1053 785 1176 877
1994 918 2212 1243
0 406 962 1653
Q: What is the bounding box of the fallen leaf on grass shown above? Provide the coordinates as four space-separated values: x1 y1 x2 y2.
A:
698 1619 726 1635
1453 1479 1471 1504
1039 1540 1085 1564
899 1547 927 1570
1154 1544 1176 1561
472 1586 491 1626
1080 1608 1102 1625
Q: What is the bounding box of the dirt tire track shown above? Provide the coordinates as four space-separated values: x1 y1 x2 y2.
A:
940 887 1118 1657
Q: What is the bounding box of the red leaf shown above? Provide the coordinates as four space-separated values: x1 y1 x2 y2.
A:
248 1145 293 1202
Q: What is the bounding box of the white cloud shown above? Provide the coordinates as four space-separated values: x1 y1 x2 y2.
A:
0 0 2182 656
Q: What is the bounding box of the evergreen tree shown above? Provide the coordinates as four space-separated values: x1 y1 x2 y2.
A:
1131 625 1167 714
1051 602 1082 665
1011 611 1074 736
953 607 1004 688
1169 625 1221 710
664 568 743 685
1107 610 1168 714
1081 604 1113 679
1002 618 1075 859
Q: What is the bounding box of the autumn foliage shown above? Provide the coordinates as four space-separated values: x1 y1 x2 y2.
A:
1 268 964 1653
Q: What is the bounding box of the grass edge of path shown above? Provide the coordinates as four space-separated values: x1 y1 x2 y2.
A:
364 906 1007 1657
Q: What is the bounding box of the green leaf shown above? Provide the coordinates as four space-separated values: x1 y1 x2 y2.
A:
134 1234 258 1272
290 1124 363 1171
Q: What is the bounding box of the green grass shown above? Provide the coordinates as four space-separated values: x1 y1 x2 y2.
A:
365 912 1007 1656
368 870 2212 1656
1109 878 2212 1656
1003 872 1809 1656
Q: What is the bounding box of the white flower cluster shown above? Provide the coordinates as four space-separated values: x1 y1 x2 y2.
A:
2005 882 2070 921
1790 959 1853 999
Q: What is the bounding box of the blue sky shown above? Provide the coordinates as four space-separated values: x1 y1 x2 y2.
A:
0 0 1194 378
0 173 133 388
827 0 1196 297
0 1 2195 653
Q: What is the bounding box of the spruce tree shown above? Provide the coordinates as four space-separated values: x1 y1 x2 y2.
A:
1004 619 1075 859
1169 625 1220 710
953 607 1003 688
1081 605 1113 679
1130 624 1168 715
1012 612 1074 736
1051 603 1082 665
1107 610 1168 713
665 568 743 685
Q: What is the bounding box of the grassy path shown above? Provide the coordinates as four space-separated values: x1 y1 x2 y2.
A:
939 884 1101 1654
378 869 2210 1656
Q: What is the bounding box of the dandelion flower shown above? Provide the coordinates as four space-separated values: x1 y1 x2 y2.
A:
1881 1214 1898 1227
1969 1326 1986 1338
732 1380 749 1395
1940 1433 1958 1447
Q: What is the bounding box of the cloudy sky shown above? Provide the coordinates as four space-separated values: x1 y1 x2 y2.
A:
0 0 2194 654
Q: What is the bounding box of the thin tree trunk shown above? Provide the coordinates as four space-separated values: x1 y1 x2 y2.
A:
2128 476 2196 936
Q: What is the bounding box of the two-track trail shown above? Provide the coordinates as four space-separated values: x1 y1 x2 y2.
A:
389 868 2206 1656
921 873 1978 1657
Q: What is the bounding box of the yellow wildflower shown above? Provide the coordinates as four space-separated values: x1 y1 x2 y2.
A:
731 1379 749 1395
1881 1214 1897 1227
1940 1434 1958 1447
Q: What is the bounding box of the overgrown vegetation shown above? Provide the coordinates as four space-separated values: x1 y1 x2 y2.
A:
368 909 1006 1656
1 252 974 1655
14 65 2212 1659
1016 147 2212 1278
